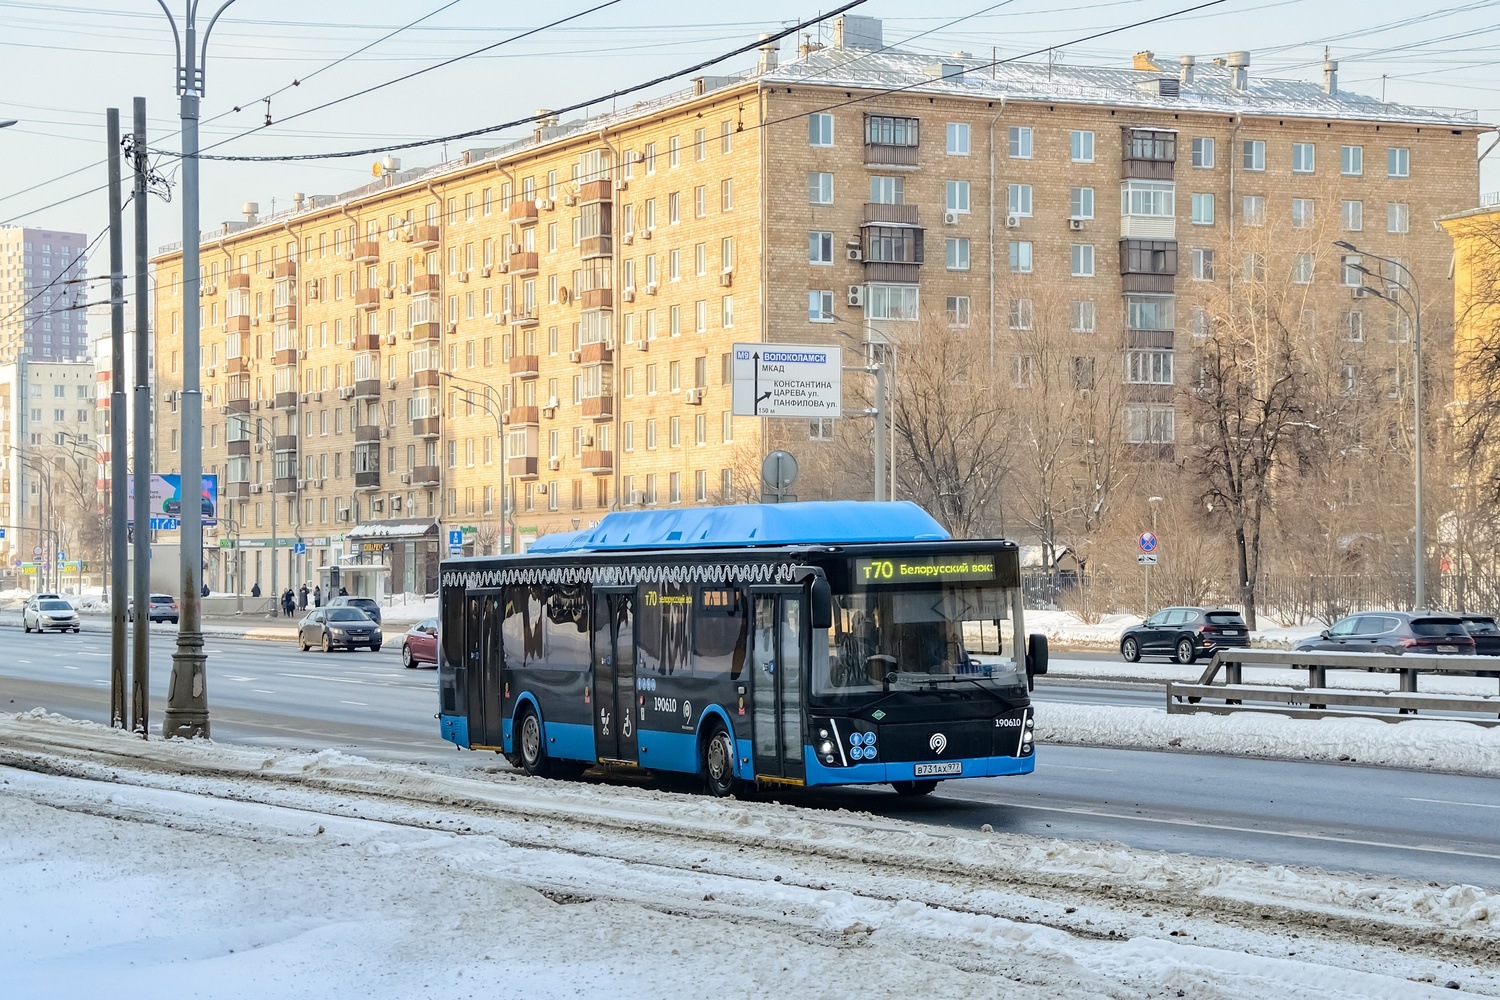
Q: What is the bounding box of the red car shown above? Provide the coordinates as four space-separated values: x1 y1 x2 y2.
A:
402 618 438 668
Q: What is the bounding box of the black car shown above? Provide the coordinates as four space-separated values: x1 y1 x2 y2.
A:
299 607 382 653
1120 606 1250 664
1293 611 1475 655
1457 614 1500 656
163 495 215 518
326 595 381 626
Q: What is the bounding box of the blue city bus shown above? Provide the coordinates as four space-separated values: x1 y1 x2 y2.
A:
437 500 1047 796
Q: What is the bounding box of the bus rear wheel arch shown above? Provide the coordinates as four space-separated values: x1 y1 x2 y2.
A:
701 723 737 798
515 706 551 778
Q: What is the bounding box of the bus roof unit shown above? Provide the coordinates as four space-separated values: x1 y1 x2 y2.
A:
527 500 950 553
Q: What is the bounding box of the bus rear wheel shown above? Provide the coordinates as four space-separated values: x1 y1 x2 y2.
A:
702 724 737 798
891 780 938 797
516 708 550 778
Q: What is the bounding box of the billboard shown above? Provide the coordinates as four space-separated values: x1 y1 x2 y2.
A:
126 474 218 528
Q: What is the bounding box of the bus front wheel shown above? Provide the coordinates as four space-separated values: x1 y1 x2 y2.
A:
702 724 737 798
516 708 550 778
891 780 937 797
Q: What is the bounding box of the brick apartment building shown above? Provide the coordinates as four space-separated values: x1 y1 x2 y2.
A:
150 15 1482 594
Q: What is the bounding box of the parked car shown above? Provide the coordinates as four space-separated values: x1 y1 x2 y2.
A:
299 607 382 653
1456 614 1500 656
326 595 381 626
1293 612 1476 655
401 618 439 668
24 599 80 633
23 593 66 615
1120 606 1250 664
127 594 180 623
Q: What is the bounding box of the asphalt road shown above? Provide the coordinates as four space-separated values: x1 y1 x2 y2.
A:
3 620 1497 889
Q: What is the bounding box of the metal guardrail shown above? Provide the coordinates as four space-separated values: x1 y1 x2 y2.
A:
1167 649 1500 726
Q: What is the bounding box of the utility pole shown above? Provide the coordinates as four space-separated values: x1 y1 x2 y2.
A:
131 98 153 737
158 1 238 739
106 107 127 730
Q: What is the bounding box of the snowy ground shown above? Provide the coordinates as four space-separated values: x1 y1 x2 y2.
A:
1 711 1494 1000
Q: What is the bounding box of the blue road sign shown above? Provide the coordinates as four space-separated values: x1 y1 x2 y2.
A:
1138 531 1158 553
150 517 181 531
0 528 6 539
293 541 306 555
448 529 463 548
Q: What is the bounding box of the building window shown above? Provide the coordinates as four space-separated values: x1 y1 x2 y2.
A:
1387 147 1410 178
1242 139 1265 171
1008 241 1033 274
1242 195 1265 226
809 290 835 322
1342 199 1363 232
1069 186 1094 219
1191 248 1215 281
1190 193 1215 225
1126 294 1174 331
1191 136 1215 168
809 113 833 147
946 180 970 213
1126 129 1176 162
1342 144 1363 176
1012 355 1035 387
946 238 971 271
1292 253 1314 285
1121 239 1177 275
946 122 970 155
1292 198 1314 229
809 418 834 442
865 226 923 264
865 115 919 147
1007 183 1032 216
1008 125 1032 158
1340 255 1363 287
809 231 834 265
1071 300 1096 333
866 283 919 321
1070 244 1094 277
808 171 833 205
946 295 971 327
720 179 733 211
1243 252 1267 282
870 175 904 204
1124 404 1175 444
1342 310 1364 342
1008 298 1033 330
1387 203 1409 234
1071 129 1094 162
1122 179 1174 217
1291 142 1316 173
1127 349 1174 385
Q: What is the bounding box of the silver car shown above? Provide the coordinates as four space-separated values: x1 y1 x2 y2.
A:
24 599 80 633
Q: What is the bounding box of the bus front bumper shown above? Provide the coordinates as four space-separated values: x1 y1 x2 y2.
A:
803 751 1034 787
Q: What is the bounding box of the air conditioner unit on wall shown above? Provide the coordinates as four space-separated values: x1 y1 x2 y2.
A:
943 210 960 226
847 285 865 308
847 248 863 262
548 457 560 471
1068 218 1084 231
1005 213 1021 228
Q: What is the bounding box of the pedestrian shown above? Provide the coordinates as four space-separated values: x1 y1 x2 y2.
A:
282 589 294 618
201 582 210 598
299 584 309 611
313 585 322 608
251 582 261 598
339 585 348 597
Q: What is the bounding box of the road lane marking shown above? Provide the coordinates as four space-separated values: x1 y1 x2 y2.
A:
1407 797 1500 811
340 700 368 707
251 689 277 694
1045 764 1116 773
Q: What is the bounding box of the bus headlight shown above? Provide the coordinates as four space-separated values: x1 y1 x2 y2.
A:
819 740 834 757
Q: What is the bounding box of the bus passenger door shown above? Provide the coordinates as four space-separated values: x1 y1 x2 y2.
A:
592 591 638 763
751 591 806 783
466 590 503 748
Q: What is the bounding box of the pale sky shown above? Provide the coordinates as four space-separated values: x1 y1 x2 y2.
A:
1 0 1496 276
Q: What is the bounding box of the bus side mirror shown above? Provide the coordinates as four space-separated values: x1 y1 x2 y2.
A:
1026 633 1048 691
809 573 833 631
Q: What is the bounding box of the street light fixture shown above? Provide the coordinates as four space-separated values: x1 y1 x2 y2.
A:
830 319 895 502
1334 239 1425 608
441 371 509 554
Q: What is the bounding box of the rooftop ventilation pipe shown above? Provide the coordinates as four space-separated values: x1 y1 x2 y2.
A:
1228 50 1250 92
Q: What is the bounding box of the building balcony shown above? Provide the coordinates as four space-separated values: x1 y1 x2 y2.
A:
273 261 297 280
864 143 920 167
580 179 613 204
227 439 251 458
354 331 381 352
223 481 251 501
509 354 539 378
225 398 250 415
864 262 922 283
354 470 381 491
413 368 439 389
414 273 440 295
412 321 441 342
274 391 299 411
863 202 919 226
274 434 298 454
355 288 381 311
274 347 299 366
1119 215 1176 240
580 235 613 260
507 405 539 427
355 425 382 445
413 417 440 439
582 395 614 421
274 476 299 496
227 314 251 334
580 340 613 365
353 240 380 264
581 288 613 310
580 449 613 474
509 310 539 329
353 379 382 400
511 252 539 277
413 225 440 249
508 456 539 479
226 356 249 375
228 272 251 290
274 302 298 324
508 200 538 225
412 464 440 487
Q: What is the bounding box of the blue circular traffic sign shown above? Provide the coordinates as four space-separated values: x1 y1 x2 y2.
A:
1138 532 1157 553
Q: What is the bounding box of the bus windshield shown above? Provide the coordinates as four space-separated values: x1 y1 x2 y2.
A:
818 584 1017 696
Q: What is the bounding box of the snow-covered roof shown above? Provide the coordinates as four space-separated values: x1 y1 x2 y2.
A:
345 519 438 540
764 48 1480 128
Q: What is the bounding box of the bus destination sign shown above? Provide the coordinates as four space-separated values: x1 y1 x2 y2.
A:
854 554 998 585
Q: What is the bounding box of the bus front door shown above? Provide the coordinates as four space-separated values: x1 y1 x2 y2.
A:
465 590 504 749
592 591 638 763
751 591 806 783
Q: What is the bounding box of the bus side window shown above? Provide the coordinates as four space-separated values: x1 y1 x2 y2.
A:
693 585 746 681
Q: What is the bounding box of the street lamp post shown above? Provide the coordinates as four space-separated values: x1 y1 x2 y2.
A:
442 371 509 553
832 324 894 502
1336 240 1424 608
156 0 239 739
